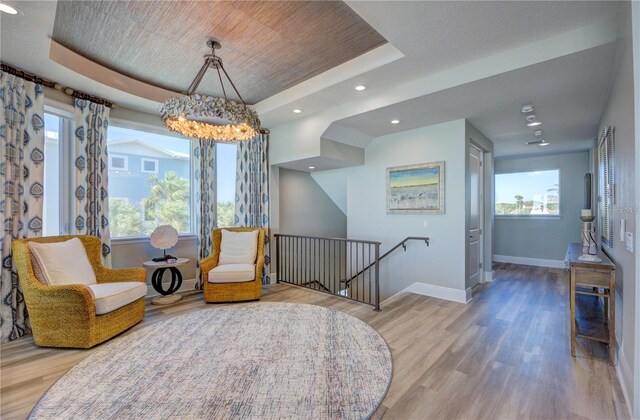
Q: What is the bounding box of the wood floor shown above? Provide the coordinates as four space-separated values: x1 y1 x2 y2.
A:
1 263 630 419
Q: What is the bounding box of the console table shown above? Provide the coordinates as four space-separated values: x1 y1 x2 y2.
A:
565 243 616 364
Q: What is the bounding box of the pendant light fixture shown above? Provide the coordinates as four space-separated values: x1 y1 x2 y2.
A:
160 40 260 142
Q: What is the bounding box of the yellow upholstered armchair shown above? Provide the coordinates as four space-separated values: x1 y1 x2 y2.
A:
200 227 265 303
13 235 146 348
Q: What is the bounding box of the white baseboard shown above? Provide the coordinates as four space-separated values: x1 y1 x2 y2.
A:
493 255 565 269
616 344 634 419
146 278 198 298
483 271 494 282
385 282 470 304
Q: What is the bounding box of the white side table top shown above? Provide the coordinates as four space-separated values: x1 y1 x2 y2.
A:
143 258 189 268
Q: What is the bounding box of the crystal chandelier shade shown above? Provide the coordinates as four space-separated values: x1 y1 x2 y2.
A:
160 40 260 142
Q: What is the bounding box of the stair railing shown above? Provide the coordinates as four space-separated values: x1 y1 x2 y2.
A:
274 234 429 311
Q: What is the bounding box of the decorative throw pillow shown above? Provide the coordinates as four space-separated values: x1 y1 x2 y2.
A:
219 230 259 265
28 238 97 286
29 254 47 285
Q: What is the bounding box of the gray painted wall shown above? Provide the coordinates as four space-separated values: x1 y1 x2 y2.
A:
596 7 636 411
278 168 347 238
494 151 590 261
345 120 467 300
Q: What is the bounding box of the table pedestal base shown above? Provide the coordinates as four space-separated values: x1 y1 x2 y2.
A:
152 294 183 305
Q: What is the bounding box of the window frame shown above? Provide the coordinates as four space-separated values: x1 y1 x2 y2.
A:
109 154 129 171
494 168 561 219
41 104 202 242
140 158 159 174
43 105 75 235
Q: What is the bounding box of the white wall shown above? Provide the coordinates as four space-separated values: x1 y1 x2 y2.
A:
632 2 640 416
345 120 468 300
596 6 637 414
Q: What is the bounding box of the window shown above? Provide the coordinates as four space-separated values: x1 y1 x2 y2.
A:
109 155 128 171
216 143 238 227
141 158 158 174
495 170 560 216
43 113 62 236
107 126 191 237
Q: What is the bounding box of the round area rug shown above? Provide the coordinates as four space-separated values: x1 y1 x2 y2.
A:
30 303 392 419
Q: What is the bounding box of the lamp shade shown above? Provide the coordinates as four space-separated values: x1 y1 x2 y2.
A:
150 225 179 250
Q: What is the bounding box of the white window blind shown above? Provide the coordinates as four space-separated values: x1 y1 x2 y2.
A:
598 126 615 247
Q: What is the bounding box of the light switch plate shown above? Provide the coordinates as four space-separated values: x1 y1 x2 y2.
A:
423 220 429 229
626 232 634 253
620 219 626 241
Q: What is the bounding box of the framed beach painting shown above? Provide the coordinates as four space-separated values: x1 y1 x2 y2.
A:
387 161 445 214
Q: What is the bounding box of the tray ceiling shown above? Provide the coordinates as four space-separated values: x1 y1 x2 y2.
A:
52 1 387 105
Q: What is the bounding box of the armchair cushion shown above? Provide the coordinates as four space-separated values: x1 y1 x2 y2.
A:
87 282 147 315
28 238 96 286
208 264 256 283
219 229 259 265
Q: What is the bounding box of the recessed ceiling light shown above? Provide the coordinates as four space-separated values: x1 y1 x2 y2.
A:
355 85 367 91
521 105 534 113
308 166 316 170
527 121 542 127
0 2 18 14
292 109 302 114
534 129 543 136
525 114 537 122
390 119 400 124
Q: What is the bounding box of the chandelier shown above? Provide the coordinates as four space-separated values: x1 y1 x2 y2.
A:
160 40 260 142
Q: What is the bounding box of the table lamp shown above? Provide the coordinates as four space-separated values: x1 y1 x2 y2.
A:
150 225 179 262
579 209 600 262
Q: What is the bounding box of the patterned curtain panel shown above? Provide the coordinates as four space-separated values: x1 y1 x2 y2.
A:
0 72 45 341
74 99 112 266
235 133 270 284
193 139 217 289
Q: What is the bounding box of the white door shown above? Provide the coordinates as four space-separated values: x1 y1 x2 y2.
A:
468 144 483 287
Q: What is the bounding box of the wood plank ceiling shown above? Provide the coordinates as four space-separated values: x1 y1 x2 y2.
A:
52 1 387 105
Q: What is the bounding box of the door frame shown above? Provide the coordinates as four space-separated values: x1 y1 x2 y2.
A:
468 143 485 286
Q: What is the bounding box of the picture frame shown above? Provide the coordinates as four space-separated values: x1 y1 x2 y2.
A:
387 161 445 214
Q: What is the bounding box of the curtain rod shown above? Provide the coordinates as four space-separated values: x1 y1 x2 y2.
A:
1 62 114 108
1 63 271 132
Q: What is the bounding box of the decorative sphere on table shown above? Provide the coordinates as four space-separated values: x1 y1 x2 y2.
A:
150 225 179 261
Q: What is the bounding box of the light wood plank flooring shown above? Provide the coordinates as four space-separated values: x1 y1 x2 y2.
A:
1 264 630 419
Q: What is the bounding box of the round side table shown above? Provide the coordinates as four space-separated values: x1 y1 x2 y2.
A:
143 258 189 305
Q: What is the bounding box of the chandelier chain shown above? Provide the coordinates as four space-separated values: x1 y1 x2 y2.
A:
215 64 228 101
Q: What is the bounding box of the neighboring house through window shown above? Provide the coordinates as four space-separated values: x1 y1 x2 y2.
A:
110 154 128 171
107 128 191 237
141 158 159 174
495 169 560 217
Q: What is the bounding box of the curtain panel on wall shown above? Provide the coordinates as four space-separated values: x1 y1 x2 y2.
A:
74 99 112 266
193 139 217 289
0 72 45 341
235 133 270 284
